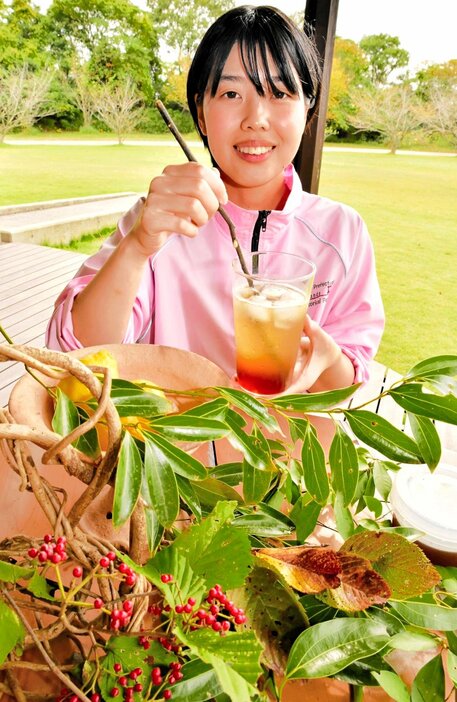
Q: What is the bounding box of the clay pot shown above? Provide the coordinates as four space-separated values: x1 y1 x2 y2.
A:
3 344 230 542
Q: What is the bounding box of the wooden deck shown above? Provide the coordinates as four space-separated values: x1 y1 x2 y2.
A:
0 241 87 406
0 241 456 459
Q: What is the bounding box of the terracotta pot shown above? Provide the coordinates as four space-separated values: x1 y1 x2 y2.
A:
3 344 230 542
276 678 394 701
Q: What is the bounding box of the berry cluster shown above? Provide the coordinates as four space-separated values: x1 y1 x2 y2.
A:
109 664 145 700
55 689 100 702
155 576 247 636
28 534 68 564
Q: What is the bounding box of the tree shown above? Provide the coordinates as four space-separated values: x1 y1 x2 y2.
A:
0 0 48 70
0 65 53 143
421 81 457 149
149 0 234 62
359 34 409 86
91 78 144 144
45 0 161 102
348 83 422 153
327 38 370 135
70 61 96 129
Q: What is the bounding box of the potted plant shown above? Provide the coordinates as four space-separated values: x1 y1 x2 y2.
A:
0 341 457 702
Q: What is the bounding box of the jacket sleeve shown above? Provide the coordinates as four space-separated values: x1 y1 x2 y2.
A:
45 198 154 351
321 216 385 384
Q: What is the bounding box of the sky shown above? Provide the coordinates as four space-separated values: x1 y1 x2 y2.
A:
32 0 456 73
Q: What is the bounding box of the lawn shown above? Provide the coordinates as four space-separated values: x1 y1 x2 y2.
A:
1 141 456 373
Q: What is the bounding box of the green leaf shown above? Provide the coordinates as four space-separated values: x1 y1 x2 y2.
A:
192 477 244 509
271 384 359 411
301 421 329 505
333 491 355 539
113 430 142 528
171 659 223 701
144 506 163 554
52 387 79 436
209 462 243 486
143 435 179 528
111 386 173 416
179 626 262 692
233 503 294 537
411 653 444 702
329 424 359 506
373 671 410 702
372 460 392 501
0 561 34 583
405 355 457 380
181 397 229 419
176 475 202 521
390 384 457 425
172 501 252 591
74 405 100 458
344 410 423 463
447 630 457 655
217 387 280 433
285 618 389 680
390 629 438 651
407 413 441 470
149 415 229 442
26 571 55 601
391 596 457 630
0 600 25 664
342 531 440 600
138 548 206 607
243 460 272 504
237 564 309 672
225 411 272 470
144 431 207 480
290 494 322 542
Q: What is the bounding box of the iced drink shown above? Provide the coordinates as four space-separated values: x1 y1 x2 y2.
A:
232 251 315 395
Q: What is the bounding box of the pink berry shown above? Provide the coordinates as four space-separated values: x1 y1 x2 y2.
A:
72 566 83 578
118 562 129 574
123 600 133 613
38 551 48 563
93 598 103 609
107 551 116 561
28 548 38 558
99 556 110 568
43 533 53 543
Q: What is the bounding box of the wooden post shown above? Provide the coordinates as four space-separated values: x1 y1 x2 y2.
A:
294 0 339 194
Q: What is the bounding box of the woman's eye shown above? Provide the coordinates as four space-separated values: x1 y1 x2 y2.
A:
223 91 239 99
273 90 288 100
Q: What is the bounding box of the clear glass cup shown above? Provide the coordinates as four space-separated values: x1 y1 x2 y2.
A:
232 250 316 395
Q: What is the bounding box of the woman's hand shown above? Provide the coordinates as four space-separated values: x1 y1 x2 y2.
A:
127 162 228 258
284 316 356 394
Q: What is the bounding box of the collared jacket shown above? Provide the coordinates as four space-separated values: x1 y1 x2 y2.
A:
46 165 384 383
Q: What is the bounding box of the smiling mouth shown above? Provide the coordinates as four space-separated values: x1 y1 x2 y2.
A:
235 145 274 155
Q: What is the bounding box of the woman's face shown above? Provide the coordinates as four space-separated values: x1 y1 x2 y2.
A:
196 43 309 210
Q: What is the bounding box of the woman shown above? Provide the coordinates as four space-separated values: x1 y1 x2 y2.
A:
46 5 384 393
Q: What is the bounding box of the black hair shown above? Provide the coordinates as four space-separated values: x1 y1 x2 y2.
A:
186 5 322 148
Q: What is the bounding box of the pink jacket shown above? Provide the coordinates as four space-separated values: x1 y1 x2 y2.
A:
46 165 384 383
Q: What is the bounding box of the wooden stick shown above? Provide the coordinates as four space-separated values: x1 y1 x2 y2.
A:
155 99 252 281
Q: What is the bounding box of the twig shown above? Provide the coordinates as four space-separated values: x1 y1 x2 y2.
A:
1 587 91 702
155 99 252 283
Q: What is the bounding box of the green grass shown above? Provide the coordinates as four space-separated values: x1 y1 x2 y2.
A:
1 141 456 373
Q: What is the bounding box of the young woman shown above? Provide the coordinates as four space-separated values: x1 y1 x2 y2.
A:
46 5 384 393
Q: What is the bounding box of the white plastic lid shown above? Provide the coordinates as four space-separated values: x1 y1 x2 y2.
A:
390 463 457 552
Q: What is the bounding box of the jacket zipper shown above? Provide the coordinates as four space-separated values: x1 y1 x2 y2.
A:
251 210 271 274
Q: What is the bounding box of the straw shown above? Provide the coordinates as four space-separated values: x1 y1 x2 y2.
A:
155 99 252 281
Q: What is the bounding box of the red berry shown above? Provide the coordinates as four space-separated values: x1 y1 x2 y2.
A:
107 551 116 561
163 691 172 700
91 694 101 702
110 688 120 698
133 683 143 692
93 598 103 609
175 604 184 614
160 574 169 583
168 675 176 685
125 575 136 587
28 548 38 558
38 551 48 563
43 533 53 543
212 621 222 632
134 668 142 677
183 603 193 614
118 676 128 687
114 663 122 673
69 696 78 702
174 671 183 681
99 556 110 568
123 600 133 613
142 640 151 650
72 566 83 578
51 553 62 564
118 562 129 574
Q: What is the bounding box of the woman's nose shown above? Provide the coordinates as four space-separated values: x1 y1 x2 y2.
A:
241 97 269 131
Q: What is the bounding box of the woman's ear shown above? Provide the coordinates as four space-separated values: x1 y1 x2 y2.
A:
195 97 207 135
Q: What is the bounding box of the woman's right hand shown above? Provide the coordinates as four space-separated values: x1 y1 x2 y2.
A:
127 162 228 257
